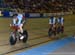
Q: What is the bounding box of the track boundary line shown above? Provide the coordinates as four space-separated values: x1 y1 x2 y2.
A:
0 39 51 55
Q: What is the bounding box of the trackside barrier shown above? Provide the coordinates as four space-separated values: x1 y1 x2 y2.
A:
43 12 73 17
0 10 73 18
2 11 10 17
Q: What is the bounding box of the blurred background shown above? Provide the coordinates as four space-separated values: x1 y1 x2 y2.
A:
0 0 75 13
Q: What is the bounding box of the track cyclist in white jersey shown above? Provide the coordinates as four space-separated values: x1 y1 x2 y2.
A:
11 10 26 40
57 16 64 34
48 16 57 37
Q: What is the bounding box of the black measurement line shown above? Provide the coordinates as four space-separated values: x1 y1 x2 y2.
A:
0 39 51 55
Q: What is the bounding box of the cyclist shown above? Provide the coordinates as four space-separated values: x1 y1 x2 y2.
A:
49 16 57 37
57 16 64 34
11 10 26 40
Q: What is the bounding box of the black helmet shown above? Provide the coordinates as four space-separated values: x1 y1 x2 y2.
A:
13 14 18 17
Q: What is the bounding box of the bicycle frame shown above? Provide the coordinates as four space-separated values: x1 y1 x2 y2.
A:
10 25 20 37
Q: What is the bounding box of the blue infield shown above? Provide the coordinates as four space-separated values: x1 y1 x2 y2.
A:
16 37 75 55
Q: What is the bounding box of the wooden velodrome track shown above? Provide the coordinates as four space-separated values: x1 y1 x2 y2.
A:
0 14 75 55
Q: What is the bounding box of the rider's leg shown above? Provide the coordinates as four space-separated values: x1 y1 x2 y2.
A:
19 24 23 33
18 24 24 40
52 24 56 36
57 23 61 34
61 24 64 34
18 24 23 34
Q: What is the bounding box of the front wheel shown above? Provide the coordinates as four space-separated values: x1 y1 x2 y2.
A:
9 32 17 45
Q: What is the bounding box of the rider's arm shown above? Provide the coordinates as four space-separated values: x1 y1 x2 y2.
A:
11 14 18 26
13 18 16 25
22 15 26 24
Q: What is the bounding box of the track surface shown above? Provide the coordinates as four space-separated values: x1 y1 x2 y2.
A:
0 15 75 55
